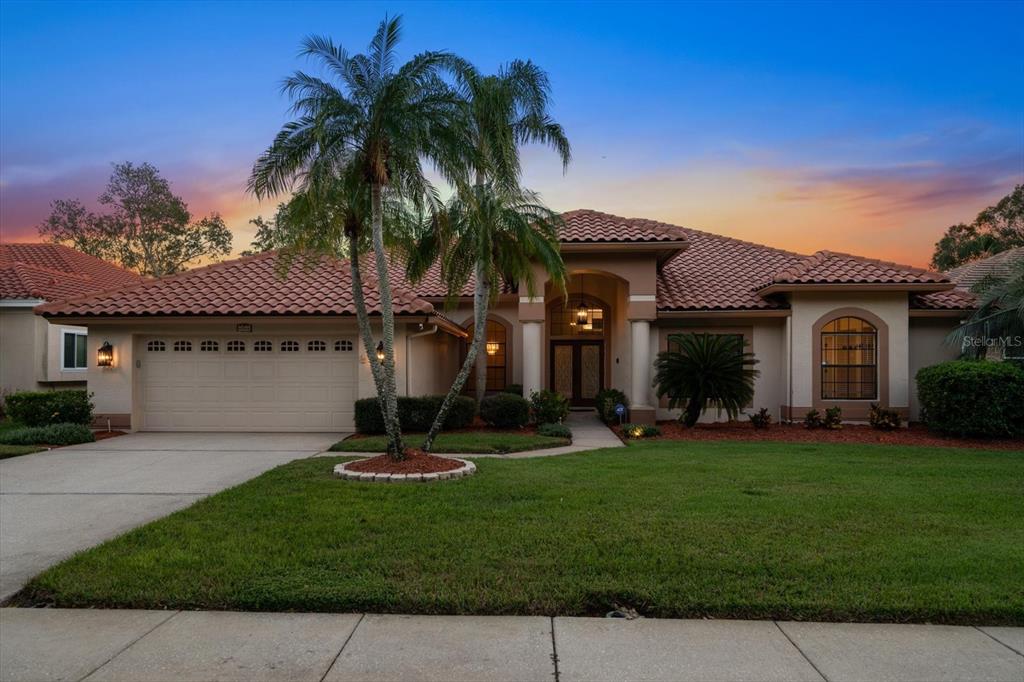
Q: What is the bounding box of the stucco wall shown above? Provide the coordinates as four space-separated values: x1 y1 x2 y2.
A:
45 322 89 384
788 291 910 417
1 308 44 393
908 317 962 421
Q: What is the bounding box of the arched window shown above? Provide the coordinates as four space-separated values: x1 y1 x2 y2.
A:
147 340 166 352
465 319 508 392
821 317 877 399
226 340 246 352
307 340 327 352
335 340 354 352
173 340 192 352
549 295 606 337
280 340 300 352
254 340 273 352
200 340 219 352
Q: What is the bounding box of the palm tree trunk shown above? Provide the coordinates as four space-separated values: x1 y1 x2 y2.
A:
347 231 386 400
369 183 404 459
474 270 491 402
683 398 702 428
421 259 490 453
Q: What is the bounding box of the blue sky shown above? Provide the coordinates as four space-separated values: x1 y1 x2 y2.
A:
2 0 1021 265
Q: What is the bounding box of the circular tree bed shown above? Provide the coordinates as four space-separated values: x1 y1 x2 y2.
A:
334 450 476 483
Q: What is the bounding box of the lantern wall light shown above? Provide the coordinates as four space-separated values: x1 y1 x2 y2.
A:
97 341 114 367
375 341 386 364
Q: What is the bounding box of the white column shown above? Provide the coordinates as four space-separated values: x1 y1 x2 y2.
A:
522 321 543 397
631 320 652 409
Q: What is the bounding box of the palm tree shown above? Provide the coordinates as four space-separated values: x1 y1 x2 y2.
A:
653 333 760 427
409 186 565 452
947 259 1024 357
249 16 471 459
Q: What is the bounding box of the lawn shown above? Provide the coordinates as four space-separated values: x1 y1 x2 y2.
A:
331 431 568 454
14 441 1023 624
0 444 44 459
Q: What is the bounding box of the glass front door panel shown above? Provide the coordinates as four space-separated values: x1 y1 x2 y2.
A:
580 344 601 400
553 344 574 398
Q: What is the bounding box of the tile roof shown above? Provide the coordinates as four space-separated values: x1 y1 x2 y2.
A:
761 250 950 288
946 247 1024 291
0 243 143 301
37 250 435 318
910 289 976 310
558 209 689 243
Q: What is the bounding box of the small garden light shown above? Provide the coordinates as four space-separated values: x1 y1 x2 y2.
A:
375 341 386 364
485 341 499 356
97 341 114 367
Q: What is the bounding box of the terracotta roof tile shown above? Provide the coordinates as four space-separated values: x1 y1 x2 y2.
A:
762 250 949 288
37 250 435 318
911 289 976 310
0 243 143 301
558 209 688 243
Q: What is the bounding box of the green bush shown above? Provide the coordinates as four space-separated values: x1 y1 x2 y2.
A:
803 409 823 429
749 407 772 429
502 384 523 396
479 393 530 428
622 423 661 439
0 422 95 446
529 389 569 424
916 360 1024 438
869 403 903 430
595 388 628 423
353 395 476 434
5 390 93 427
537 422 572 439
824 406 843 430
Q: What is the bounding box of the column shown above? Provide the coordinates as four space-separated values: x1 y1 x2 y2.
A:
630 319 656 423
522 321 543 398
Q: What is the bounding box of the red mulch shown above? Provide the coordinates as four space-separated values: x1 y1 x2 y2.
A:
346 449 463 474
613 421 1024 452
92 430 127 442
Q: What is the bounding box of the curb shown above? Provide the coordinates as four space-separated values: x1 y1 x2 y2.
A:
332 457 477 482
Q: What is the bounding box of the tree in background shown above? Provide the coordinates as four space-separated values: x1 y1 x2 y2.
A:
38 162 232 276
931 185 1024 271
947 259 1024 357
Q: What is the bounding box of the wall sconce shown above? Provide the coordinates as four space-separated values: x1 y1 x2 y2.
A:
97 341 114 367
375 341 386 364
485 341 499 356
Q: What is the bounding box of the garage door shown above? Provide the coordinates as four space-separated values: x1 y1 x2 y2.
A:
139 335 358 431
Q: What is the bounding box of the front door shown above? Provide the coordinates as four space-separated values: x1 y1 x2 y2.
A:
550 340 604 406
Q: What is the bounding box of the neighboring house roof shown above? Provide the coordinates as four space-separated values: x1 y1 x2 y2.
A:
945 247 1024 291
37 250 436 318
0 242 143 302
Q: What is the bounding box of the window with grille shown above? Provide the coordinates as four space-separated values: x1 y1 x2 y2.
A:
226 340 245 352
335 340 354 352
821 317 877 400
464 320 508 392
307 340 327 352
280 340 300 352
173 340 192 352
200 340 219 352
254 340 273 352
147 340 166 352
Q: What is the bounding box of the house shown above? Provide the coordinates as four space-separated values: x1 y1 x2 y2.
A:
35 210 975 431
1 243 143 394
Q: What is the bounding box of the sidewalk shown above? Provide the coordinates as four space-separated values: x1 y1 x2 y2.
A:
1 609 1020 682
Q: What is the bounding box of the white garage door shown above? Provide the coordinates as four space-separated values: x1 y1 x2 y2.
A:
139 335 357 431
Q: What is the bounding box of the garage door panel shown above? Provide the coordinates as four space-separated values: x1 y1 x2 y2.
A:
140 335 357 432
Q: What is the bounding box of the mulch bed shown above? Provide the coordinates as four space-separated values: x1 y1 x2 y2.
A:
345 449 464 474
613 422 1024 451
92 430 128 442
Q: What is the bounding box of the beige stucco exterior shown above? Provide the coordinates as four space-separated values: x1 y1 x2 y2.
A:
1 305 88 394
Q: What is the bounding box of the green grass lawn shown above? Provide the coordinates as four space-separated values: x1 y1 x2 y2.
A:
14 441 1023 624
331 431 569 454
0 444 45 459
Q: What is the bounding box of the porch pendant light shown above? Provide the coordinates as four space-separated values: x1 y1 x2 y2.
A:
575 274 588 323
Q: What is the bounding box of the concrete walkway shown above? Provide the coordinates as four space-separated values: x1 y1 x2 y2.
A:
0 432 340 601
1 609 1020 682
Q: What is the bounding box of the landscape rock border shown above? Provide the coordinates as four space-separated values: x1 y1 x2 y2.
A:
332 457 476 483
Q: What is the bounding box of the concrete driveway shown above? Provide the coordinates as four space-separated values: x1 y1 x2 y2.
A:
0 432 340 601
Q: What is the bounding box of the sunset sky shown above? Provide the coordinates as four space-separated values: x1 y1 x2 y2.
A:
1 1 1021 268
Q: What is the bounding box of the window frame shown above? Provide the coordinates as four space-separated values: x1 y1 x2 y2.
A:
61 329 88 371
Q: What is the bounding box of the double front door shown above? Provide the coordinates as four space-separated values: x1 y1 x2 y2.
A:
550 340 604 406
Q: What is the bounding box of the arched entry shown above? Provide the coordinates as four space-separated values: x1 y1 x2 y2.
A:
548 294 609 406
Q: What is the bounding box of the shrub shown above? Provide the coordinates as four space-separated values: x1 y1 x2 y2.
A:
353 395 477 434
824 406 843 430
749 407 772 429
622 423 660 439
537 422 572 439
502 384 523 396
595 388 628 423
529 389 569 424
480 392 530 428
5 390 93 427
869 403 903 430
0 422 95 446
803 409 824 429
916 360 1024 438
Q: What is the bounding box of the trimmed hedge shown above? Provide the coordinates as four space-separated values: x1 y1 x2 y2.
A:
916 360 1024 438
0 423 95 446
5 390 93 427
537 422 572 439
595 388 628 423
353 395 476 435
529 389 569 424
479 393 530 428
